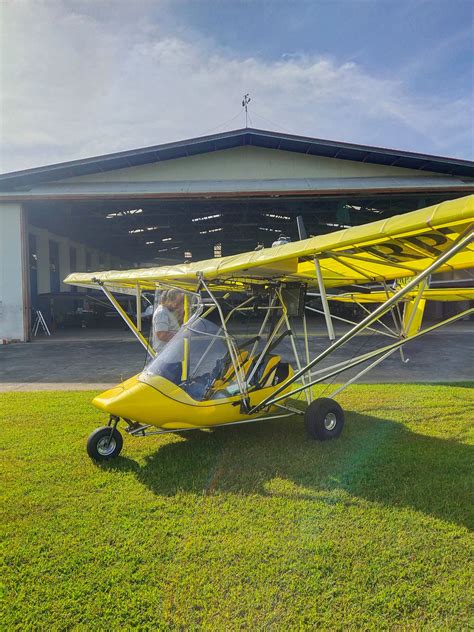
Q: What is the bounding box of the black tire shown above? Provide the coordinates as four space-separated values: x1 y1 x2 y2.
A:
87 426 123 461
304 398 345 441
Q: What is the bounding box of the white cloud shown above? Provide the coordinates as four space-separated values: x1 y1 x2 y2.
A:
0 0 472 172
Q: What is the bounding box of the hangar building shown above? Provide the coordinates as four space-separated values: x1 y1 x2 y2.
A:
1 127 473 342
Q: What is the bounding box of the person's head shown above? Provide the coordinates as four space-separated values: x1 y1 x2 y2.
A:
161 289 184 312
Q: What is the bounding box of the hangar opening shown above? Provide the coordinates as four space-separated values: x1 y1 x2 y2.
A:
1 128 473 342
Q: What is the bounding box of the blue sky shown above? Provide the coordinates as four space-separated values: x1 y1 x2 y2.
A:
1 0 472 172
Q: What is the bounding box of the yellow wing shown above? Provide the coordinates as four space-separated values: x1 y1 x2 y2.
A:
64 194 474 292
328 288 474 303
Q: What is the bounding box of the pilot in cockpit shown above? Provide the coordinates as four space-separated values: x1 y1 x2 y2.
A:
152 289 184 353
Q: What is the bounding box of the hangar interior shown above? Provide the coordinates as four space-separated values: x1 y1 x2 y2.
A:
1 128 473 341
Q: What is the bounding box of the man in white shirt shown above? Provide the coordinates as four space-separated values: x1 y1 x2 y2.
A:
152 289 184 352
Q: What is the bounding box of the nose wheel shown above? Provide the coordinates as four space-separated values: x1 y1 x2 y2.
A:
304 398 345 441
87 425 123 461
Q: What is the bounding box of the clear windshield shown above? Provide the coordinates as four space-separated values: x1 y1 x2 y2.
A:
142 315 236 399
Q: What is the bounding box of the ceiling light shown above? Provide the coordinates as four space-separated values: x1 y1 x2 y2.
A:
106 208 143 219
325 222 351 228
199 227 223 235
192 213 222 222
264 213 291 220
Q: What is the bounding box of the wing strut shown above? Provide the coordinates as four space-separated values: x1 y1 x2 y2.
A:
94 279 155 357
254 307 473 409
314 258 336 342
250 225 473 413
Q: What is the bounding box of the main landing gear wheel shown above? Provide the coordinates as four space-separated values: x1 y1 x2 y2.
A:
87 426 123 461
304 398 345 441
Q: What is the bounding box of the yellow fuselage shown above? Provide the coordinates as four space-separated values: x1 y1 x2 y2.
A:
92 371 293 430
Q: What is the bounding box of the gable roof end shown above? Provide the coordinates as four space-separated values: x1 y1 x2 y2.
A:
1 127 473 190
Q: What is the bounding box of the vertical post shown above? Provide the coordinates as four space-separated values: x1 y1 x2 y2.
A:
302 309 313 402
314 258 335 342
136 283 142 332
278 288 311 405
181 293 190 381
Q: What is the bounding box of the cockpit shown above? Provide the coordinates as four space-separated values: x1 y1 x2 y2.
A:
141 313 290 402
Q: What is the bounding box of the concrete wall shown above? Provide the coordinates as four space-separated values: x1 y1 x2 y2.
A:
0 202 26 341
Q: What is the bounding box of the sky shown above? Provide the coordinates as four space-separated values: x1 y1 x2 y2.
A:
0 0 473 173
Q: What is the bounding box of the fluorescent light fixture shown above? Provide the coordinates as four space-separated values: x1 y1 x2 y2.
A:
325 222 351 228
162 237 172 242
192 213 222 222
145 241 155 245
128 225 159 234
106 208 143 219
264 213 291 220
199 228 223 235
258 226 281 232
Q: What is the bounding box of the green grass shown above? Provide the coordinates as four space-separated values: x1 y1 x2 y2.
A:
1 384 473 629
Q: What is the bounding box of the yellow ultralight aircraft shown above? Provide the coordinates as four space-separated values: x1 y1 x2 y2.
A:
64 195 474 460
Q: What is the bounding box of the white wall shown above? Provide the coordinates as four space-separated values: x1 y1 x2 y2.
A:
0 202 26 341
27 224 128 296
0 215 129 341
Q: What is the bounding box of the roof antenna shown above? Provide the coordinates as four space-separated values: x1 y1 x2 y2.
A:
242 93 251 127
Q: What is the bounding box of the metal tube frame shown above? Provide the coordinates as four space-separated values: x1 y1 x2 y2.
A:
190 294 257 379
354 300 400 337
199 276 247 399
276 287 311 404
253 307 473 409
402 278 428 337
95 280 155 357
250 226 473 413
314 257 336 341
125 410 295 437
305 305 398 339
136 283 142 333
302 308 313 401
246 313 286 383
327 348 398 399
248 292 279 361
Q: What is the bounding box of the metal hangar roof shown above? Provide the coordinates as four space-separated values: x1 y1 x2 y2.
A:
1 127 473 191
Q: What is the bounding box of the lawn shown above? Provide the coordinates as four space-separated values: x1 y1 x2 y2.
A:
1 384 473 629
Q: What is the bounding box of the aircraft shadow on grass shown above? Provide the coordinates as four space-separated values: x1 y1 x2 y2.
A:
101 412 473 530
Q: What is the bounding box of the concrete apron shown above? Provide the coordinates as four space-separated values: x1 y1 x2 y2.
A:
1 322 472 392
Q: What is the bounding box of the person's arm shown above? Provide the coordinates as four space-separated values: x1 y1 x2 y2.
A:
154 308 175 344
155 330 175 343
